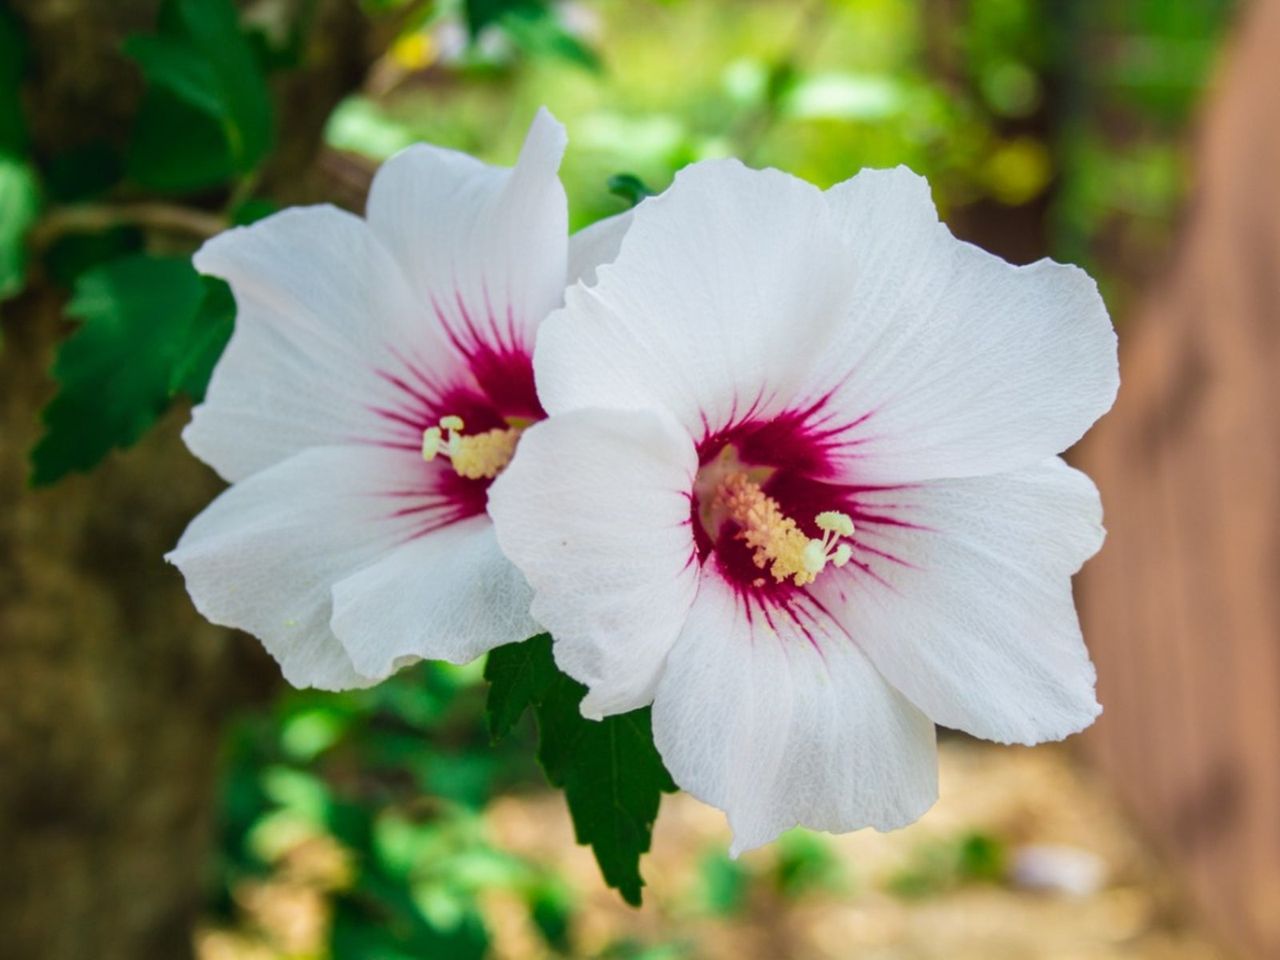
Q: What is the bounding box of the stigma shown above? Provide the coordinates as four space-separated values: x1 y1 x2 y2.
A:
714 472 854 587
422 415 523 480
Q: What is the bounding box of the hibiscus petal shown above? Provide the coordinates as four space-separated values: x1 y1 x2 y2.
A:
815 166 1118 483
814 457 1105 745
189 205 449 482
488 408 699 718
330 516 537 678
534 159 854 436
653 571 938 855
566 209 634 288
366 108 568 358
167 445 448 690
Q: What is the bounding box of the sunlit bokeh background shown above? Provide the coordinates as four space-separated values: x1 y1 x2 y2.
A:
198 2 1243 958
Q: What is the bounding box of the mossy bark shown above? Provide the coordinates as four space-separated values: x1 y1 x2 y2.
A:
0 2 370 956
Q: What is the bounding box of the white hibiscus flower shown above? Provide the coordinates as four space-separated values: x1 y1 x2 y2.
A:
168 109 628 690
488 159 1119 854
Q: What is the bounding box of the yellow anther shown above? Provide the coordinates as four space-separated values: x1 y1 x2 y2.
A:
815 511 855 537
712 472 855 588
421 414 523 480
421 426 443 461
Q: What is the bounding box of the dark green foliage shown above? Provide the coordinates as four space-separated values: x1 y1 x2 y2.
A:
0 4 27 155
124 0 274 192
696 850 750 916
464 0 600 70
887 830 1008 899
772 829 845 898
216 664 573 958
486 635 676 906
0 6 37 302
31 256 235 484
607 173 655 208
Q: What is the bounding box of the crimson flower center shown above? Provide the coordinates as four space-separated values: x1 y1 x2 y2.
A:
693 444 854 589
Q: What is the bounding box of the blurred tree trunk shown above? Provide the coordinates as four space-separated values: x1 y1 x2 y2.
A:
1076 1 1280 958
0 2 371 957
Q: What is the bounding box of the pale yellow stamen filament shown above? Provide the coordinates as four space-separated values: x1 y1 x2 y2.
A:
713 472 855 587
421 415 523 480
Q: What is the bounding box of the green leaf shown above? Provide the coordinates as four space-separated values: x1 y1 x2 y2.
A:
0 5 28 155
607 173 655 208
463 0 542 38
485 635 676 906
0 154 39 301
125 0 274 192
31 255 234 484
484 633 558 741
0 7 39 303
170 276 235 400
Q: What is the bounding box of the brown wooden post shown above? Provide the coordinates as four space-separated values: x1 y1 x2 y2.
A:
1076 1 1280 957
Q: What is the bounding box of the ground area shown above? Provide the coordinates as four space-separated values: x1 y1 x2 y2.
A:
199 738 1229 960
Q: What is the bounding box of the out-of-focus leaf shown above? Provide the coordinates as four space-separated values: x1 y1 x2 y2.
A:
0 156 38 301
31 255 234 484
697 850 749 916
464 0 600 70
0 8 38 303
0 5 27 154
464 0 540 38
606 173 655 208
44 227 145 289
773 829 844 898
498 6 602 72
125 0 274 192
486 634 675 906
170 276 235 400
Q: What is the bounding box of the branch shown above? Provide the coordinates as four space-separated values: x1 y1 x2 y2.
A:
30 203 228 250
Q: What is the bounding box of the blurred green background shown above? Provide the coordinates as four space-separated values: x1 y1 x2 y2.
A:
210 2 1236 957
0 1 1248 958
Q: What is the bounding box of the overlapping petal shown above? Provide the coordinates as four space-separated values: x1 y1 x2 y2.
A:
566 209 634 288
534 159 854 434
168 446 444 690
189 206 452 482
653 571 939 854
366 108 568 359
488 407 699 718
331 516 537 678
813 457 1105 744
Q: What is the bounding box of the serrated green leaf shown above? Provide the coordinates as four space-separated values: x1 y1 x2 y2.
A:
486 635 675 905
31 255 234 484
0 155 39 301
483 633 557 741
125 0 274 192
170 276 234 400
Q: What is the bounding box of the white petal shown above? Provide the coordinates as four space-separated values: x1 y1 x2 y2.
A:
814 458 1105 744
488 408 699 718
653 571 938 855
330 516 537 678
814 166 1118 482
167 445 450 690
366 108 568 355
534 159 854 434
566 209 634 288
190 206 452 482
